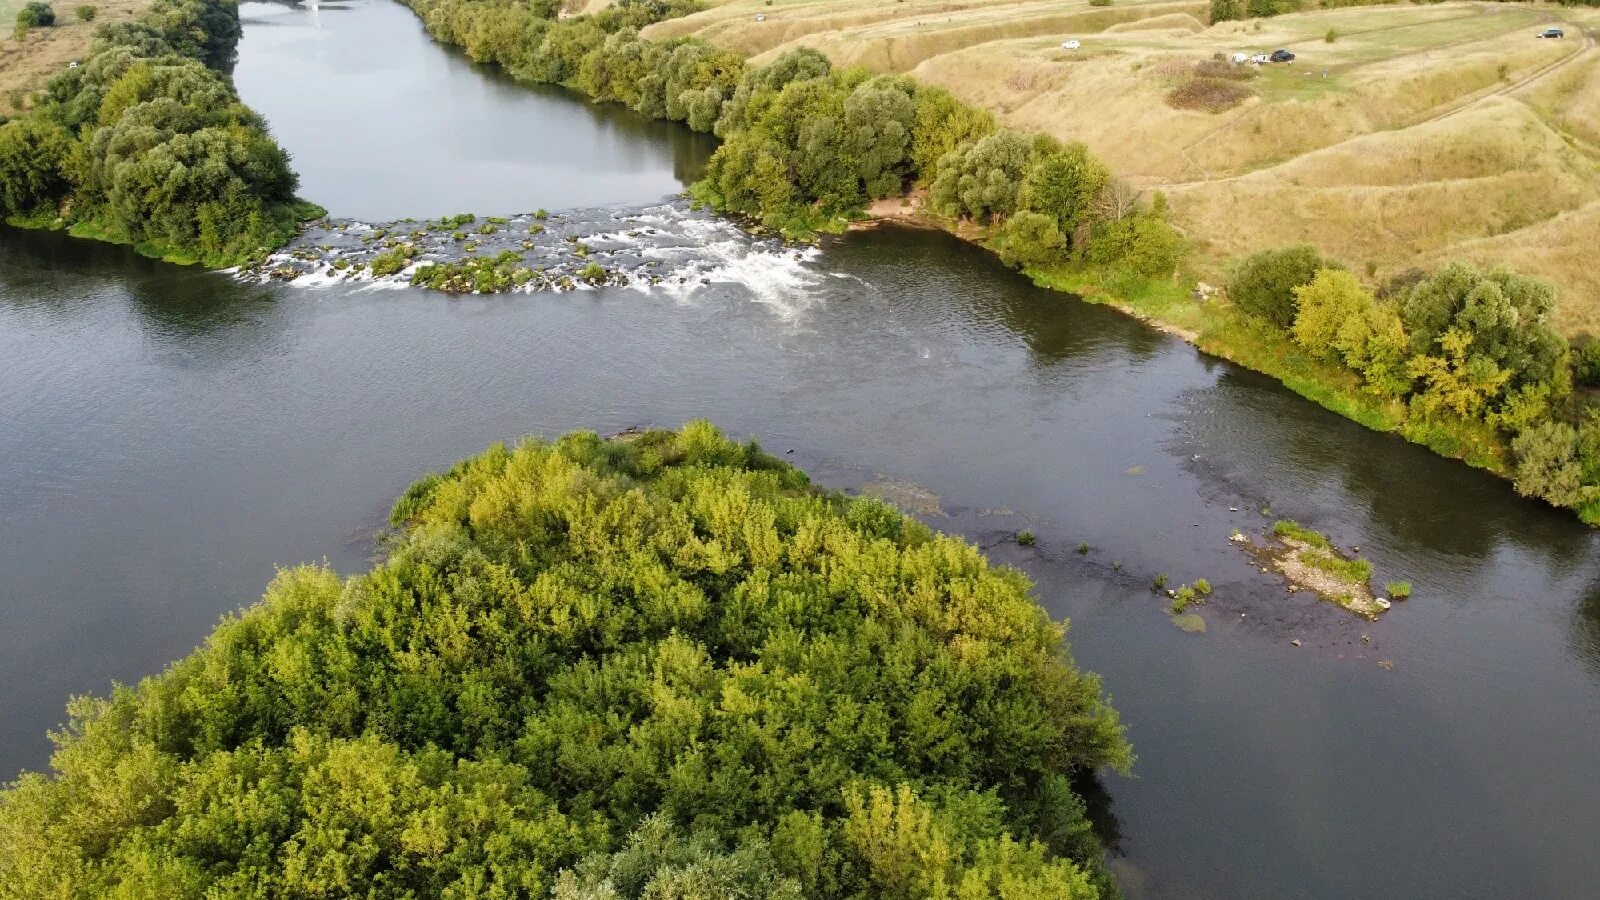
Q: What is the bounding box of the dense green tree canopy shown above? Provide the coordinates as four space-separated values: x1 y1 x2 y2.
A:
1227 244 1338 329
0 423 1129 898
3 0 313 265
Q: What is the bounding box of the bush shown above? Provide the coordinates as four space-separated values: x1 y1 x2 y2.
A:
1209 0 1243 22
929 128 1041 223
1229 245 1338 329
75 4 95 20
1083 196 1186 280
1573 338 1600 387
1166 77 1253 112
0 118 70 217
17 1 56 28
993 211 1067 268
1385 581 1412 600
1511 421 1592 509
0 424 1130 897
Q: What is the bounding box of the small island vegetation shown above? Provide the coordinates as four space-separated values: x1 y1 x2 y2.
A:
0 422 1131 898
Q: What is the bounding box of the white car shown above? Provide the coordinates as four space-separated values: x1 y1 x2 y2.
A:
1060 39 1081 50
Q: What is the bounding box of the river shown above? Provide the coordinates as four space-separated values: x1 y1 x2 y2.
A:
2 2 1598 897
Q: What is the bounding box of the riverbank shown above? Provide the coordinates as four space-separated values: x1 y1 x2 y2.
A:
393 0 1578 515
852 197 1512 481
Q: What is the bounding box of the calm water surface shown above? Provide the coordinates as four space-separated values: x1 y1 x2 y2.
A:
3 2 1599 898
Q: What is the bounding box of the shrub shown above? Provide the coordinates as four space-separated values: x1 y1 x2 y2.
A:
1385 581 1412 600
1083 197 1186 280
993 211 1067 268
0 118 70 217
368 243 417 276
75 4 95 20
577 260 606 283
1089 0 1112 6
1166 76 1253 112
1229 245 1338 329
1209 0 1243 21
1017 530 1036 545
1194 578 1211 595
16 1 56 29
0 424 1130 897
1511 421 1592 509
1573 338 1600 387
1171 586 1197 613
1325 28 1338 42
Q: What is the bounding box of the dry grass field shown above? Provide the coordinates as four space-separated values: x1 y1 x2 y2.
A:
0 0 148 116
648 1 1600 335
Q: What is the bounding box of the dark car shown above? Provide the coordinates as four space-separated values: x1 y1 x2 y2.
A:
1539 28 1565 39
1270 49 1296 63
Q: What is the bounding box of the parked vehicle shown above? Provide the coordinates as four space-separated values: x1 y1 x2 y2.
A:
1060 39 1081 50
1538 28 1565 39
1270 49 1296 63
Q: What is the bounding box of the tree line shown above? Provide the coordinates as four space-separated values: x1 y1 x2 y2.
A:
0 422 1131 898
1227 247 1600 520
405 0 1186 286
0 0 319 266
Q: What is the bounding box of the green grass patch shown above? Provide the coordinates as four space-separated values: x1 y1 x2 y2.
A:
1296 549 1373 585
1384 580 1412 599
1272 519 1331 549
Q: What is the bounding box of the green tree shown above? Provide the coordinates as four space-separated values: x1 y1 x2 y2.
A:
16 1 57 29
1512 422 1594 509
0 118 70 217
909 85 995 178
1397 262 1565 394
1209 0 1242 22
1228 245 1336 329
1019 142 1110 242
929 128 1039 223
993 210 1067 268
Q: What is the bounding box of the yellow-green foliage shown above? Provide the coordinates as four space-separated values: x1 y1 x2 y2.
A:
0 423 1129 898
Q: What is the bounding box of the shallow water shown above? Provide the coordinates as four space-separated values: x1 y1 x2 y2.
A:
3 2 1600 897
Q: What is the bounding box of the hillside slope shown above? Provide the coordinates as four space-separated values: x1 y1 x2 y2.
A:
649 0 1600 334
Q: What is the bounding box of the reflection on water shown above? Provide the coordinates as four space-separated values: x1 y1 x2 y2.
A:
233 0 716 219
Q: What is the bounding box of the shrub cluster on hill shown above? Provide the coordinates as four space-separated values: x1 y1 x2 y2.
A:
0 423 1130 898
14 1 57 35
404 0 1184 286
0 0 318 266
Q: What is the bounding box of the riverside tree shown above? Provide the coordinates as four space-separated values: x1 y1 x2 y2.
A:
0 423 1131 898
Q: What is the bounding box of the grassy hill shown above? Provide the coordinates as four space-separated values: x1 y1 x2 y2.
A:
1 0 151 116
648 1 1600 335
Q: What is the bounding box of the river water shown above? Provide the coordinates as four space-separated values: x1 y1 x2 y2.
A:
3 2 1599 897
